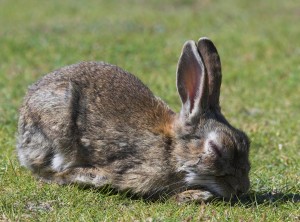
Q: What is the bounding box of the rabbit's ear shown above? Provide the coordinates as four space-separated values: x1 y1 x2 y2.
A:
197 38 222 111
176 40 209 123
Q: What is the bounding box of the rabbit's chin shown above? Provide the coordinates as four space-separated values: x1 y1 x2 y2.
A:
184 172 235 199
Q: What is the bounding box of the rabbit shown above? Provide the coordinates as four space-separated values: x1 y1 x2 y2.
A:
17 37 250 203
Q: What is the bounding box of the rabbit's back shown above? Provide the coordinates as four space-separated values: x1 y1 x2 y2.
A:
17 62 176 188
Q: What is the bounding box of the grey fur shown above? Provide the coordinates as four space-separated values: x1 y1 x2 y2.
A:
17 38 250 202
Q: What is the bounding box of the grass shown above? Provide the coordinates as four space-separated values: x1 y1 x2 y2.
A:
0 0 299 221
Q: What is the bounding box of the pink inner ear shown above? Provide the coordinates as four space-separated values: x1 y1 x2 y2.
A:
209 141 222 157
185 68 200 113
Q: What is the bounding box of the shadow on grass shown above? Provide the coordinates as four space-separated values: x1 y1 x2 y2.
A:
79 184 300 206
78 184 170 203
230 191 300 206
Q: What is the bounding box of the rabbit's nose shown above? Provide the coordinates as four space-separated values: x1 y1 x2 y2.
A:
236 189 244 196
237 180 250 195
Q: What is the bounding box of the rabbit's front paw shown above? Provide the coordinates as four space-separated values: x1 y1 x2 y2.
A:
174 190 214 204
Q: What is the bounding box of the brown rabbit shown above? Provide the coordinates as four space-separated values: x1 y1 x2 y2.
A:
17 37 250 203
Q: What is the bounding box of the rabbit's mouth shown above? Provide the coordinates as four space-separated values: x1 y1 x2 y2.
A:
184 173 238 199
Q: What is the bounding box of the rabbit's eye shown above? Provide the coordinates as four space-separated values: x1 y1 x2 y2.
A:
214 172 227 177
180 133 201 140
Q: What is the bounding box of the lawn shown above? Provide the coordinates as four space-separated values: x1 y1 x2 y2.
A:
0 0 299 221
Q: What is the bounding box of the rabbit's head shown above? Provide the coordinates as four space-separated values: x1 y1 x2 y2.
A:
174 38 250 198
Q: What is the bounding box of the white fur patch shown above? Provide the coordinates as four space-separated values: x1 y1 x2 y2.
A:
208 131 220 144
204 131 221 153
119 142 128 147
51 153 65 171
17 148 27 167
51 125 60 131
81 138 91 147
185 171 197 184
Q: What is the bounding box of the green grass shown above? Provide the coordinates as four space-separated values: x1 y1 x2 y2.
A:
0 0 299 221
